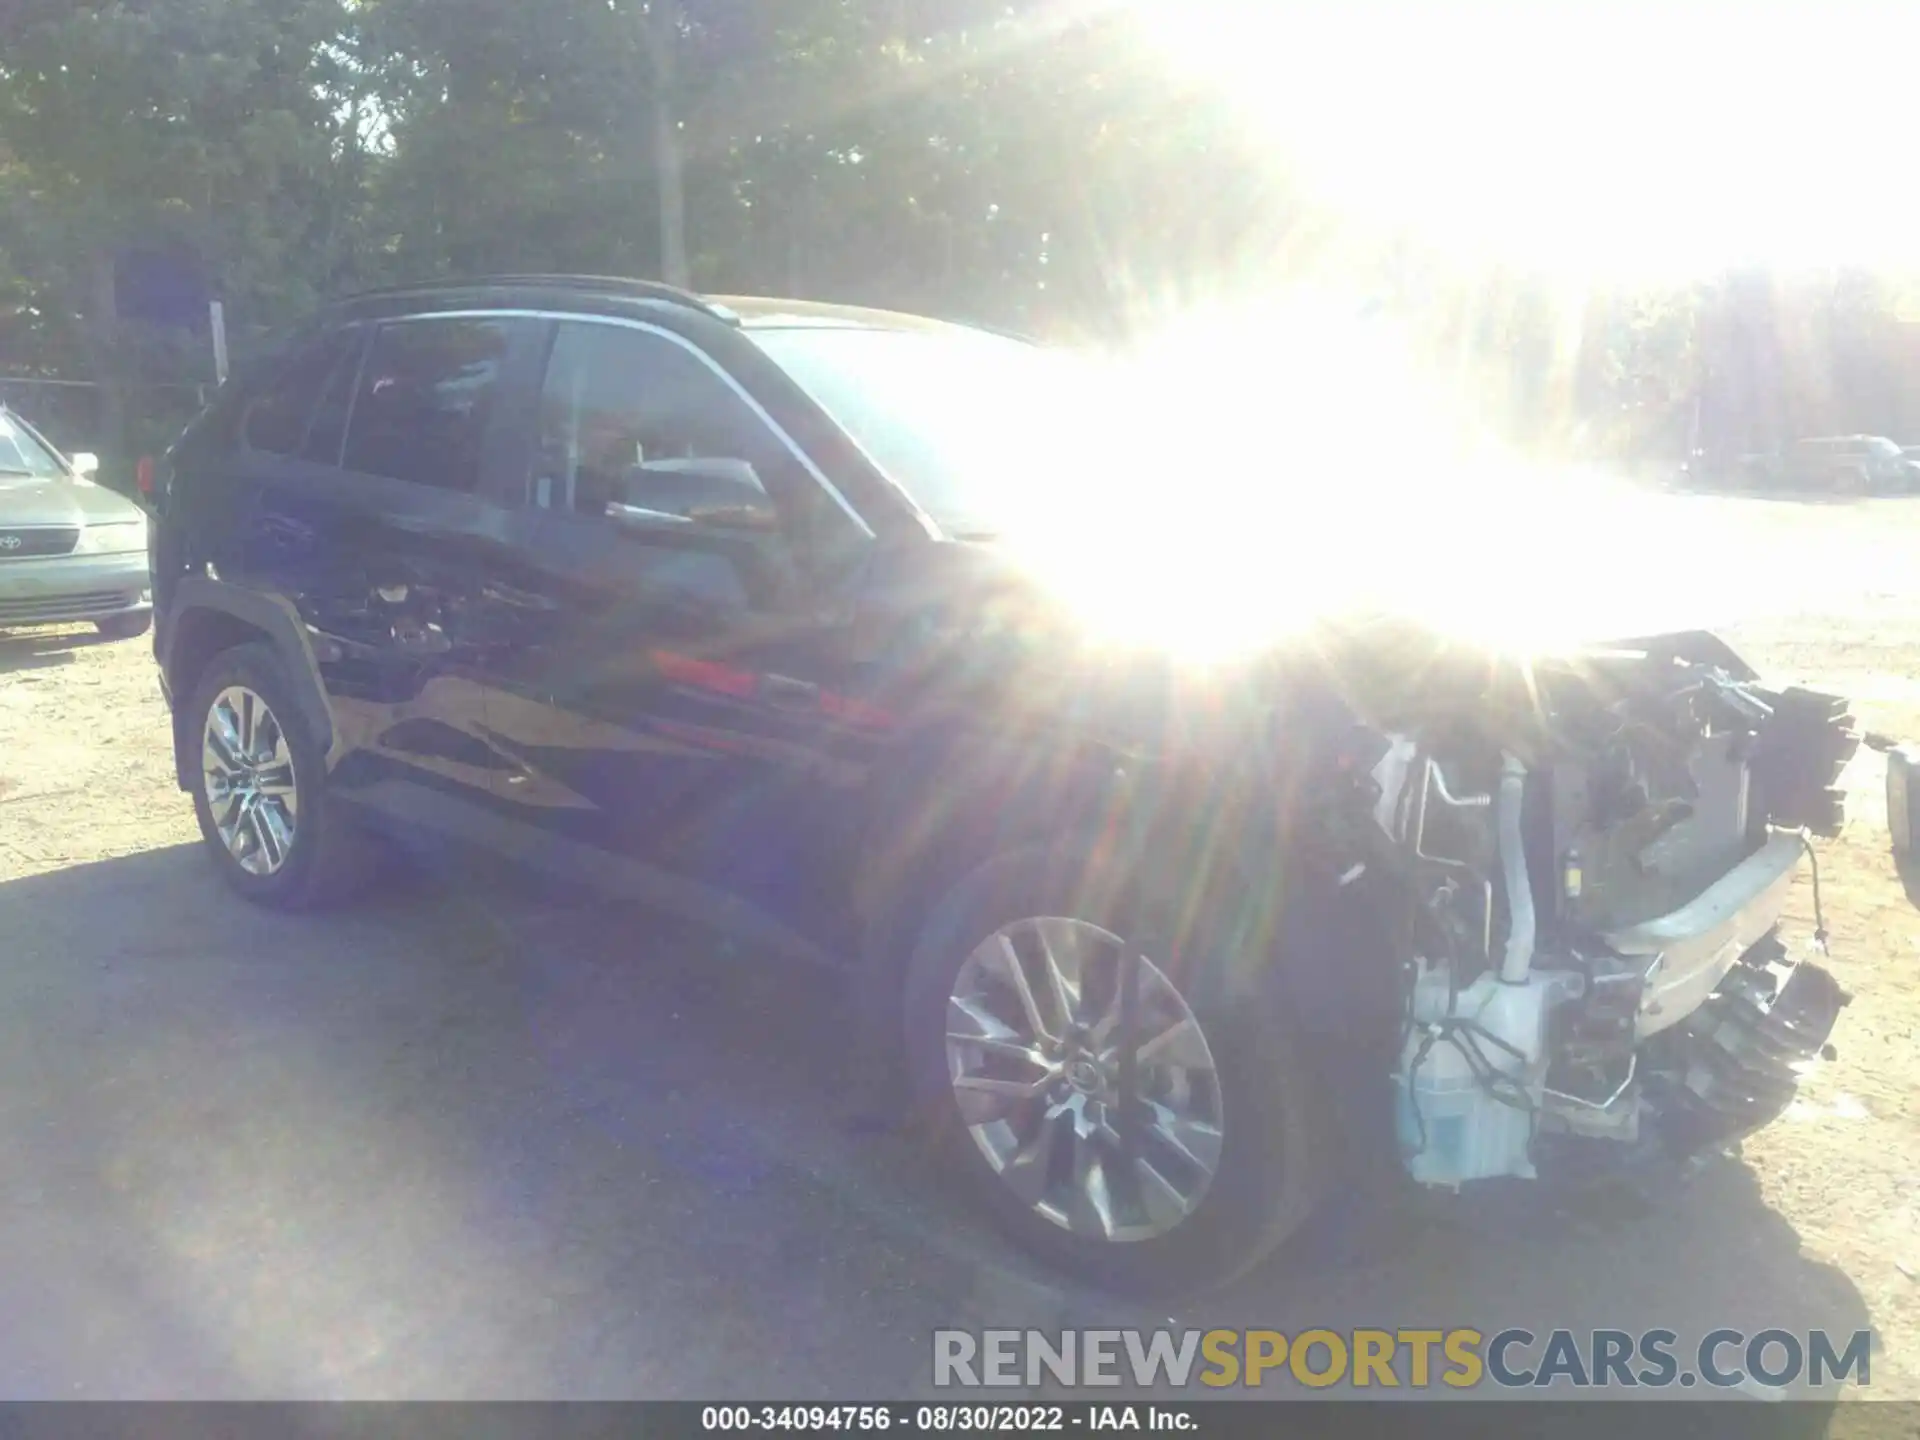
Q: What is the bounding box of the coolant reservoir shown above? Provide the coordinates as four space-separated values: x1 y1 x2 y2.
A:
1394 970 1557 1188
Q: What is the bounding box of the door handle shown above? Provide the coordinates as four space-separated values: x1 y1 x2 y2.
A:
759 674 820 709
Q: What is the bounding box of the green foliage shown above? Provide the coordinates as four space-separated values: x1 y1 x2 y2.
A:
0 0 367 479
2 0 1909 471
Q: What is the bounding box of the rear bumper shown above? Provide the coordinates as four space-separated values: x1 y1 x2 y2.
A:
0 551 151 627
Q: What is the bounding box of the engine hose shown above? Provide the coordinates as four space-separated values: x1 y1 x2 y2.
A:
1798 828 1830 955
1497 753 1535 984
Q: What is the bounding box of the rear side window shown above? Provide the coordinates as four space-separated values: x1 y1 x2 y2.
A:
241 331 358 457
341 317 521 492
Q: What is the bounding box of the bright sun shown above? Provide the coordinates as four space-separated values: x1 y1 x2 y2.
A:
995 294 1728 663
984 0 1904 665
1130 0 1920 283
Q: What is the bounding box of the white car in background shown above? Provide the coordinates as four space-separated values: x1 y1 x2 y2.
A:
0 408 152 638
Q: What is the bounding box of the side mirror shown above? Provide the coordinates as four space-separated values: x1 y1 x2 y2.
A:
69 451 100 480
609 457 779 532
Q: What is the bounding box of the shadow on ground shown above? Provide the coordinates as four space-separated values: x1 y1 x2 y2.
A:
0 844 1876 1411
1895 854 1920 911
0 625 108 674
1655 479 1889 507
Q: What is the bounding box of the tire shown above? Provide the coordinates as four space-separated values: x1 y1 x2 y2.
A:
185 641 374 910
94 612 151 641
900 839 1330 1298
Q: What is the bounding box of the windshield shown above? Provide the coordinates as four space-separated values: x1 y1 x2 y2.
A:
750 323 1088 535
0 410 66 477
1867 437 1903 458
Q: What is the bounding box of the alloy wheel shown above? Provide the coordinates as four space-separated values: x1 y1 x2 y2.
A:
202 685 300 876
945 916 1225 1243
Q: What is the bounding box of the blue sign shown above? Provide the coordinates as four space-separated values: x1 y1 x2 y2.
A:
114 248 211 330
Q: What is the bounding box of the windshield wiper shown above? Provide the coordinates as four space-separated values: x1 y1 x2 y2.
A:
0 467 40 477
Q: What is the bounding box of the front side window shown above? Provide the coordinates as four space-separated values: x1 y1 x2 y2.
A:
532 321 787 524
342 317 521 491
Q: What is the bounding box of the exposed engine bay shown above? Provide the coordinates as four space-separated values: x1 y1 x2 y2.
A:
1317 625 1859 1189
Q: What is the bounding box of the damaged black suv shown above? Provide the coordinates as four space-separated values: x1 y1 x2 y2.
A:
147 276 1860 1295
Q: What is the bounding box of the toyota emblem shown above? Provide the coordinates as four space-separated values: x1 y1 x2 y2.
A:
0 535 20 550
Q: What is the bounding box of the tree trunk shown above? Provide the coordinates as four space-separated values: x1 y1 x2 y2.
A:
643 1 689 289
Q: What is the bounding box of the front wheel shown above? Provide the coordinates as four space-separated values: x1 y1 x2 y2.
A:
901 842 1329 1297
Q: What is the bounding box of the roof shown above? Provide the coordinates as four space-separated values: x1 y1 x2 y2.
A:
332 276 941 326
324 276 1017 341
328 274 737 324
706 295 974 334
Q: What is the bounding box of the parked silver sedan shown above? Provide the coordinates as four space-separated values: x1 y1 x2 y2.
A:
0 408 151 639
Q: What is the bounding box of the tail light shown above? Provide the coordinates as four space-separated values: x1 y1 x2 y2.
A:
135 455 155 495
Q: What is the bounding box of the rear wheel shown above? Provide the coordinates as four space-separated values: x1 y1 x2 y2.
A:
901 841 1329 1297
186 643 375 909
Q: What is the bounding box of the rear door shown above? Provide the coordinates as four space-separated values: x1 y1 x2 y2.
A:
226 311 546 816
476 315 882 934
153 326 349 659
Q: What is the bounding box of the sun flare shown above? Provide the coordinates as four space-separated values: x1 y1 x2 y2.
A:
1130 0 1920 283
991 293 1782 663
953 0 1917 665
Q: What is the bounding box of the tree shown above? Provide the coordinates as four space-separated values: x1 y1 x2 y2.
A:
13 0 1910 467
639 0 689 287
0 0 367 473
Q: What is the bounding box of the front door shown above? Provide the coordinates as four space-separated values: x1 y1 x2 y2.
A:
479 316 879 942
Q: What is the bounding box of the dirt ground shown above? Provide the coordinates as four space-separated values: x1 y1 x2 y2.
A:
1710 520 1920 1405
0 487 1915 1403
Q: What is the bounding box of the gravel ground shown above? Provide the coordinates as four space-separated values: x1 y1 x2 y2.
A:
0 491 1914 1403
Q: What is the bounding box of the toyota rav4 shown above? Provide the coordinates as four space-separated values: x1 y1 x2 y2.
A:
148 276 1860 1295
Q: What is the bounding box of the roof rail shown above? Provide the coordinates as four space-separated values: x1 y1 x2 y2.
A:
333 274 737 322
